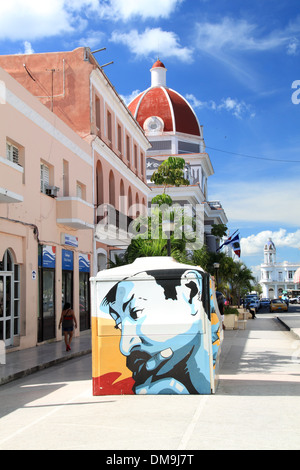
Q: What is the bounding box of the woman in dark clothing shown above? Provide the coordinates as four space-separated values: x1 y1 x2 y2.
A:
59 302 77 351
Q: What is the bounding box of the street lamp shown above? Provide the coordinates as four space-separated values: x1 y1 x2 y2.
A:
213 262 220 290
162 220 175 256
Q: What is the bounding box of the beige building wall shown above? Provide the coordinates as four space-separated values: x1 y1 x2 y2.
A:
0 66 93 349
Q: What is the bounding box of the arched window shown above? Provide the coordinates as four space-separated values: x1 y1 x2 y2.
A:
109 170 115 207
120 179 126 213
128 186 132 215
96 161 103 207
135 193 140 217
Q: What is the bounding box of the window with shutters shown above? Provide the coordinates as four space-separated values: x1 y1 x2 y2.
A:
134 144 138 171
126 135 131 165
6 142 20 165
107 110 112 143
95 95 101 132
76 181 86 200
117 124 122 154
40 163 50 193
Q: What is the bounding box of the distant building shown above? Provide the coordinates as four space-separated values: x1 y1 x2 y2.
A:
260 238 300 298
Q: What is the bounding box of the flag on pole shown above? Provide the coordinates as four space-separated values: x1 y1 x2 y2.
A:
217 231 241 257
230 234 241 257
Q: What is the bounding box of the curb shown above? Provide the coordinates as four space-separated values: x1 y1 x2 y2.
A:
276 317 300 341
0 348 91 386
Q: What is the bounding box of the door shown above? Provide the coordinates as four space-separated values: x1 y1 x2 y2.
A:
62 270 73 309
38 269 55 342
0 274 13 346
79 272 90 331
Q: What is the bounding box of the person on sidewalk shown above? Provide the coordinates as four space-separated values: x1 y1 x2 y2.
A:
59 303 77 351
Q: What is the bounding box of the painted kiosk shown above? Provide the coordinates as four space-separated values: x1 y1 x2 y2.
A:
91 257 223 395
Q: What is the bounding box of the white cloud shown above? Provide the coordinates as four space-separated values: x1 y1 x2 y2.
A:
194 17 300 54
241 229 300 257
186 93 255 119
98 0 184 21
0 0 75 40
120 89 141 106
287 38 299 55
210 178 300 226
111 28 193 62
22 41 35 54
77 31 106 49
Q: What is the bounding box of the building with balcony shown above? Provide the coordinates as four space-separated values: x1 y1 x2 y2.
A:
0 47 151 271
0 66 93 347
128 60 228 250
0 47 151 351
260 238 300 298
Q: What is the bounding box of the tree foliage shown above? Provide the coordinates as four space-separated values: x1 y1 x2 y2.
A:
150 156 189 192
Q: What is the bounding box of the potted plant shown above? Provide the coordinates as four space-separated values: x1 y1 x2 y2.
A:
223 305 239 330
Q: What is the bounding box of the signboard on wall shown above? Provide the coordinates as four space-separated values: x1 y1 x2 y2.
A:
62 249 73 271
39 245 56 268
61 233 78 247
79 253 90 273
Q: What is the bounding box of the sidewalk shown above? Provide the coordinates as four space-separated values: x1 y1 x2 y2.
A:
0 330 91 386
277 314 300 340
0 314 300 387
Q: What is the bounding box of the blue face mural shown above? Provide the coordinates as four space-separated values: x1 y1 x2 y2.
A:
100 269 214 395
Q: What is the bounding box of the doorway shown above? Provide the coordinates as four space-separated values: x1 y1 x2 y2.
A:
0 250 19 347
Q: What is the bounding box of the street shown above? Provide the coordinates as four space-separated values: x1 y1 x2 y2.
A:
0 311 300 450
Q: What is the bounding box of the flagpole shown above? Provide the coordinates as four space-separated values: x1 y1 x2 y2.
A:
217 229 239 252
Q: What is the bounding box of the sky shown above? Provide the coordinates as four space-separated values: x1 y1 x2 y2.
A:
0 0 300 277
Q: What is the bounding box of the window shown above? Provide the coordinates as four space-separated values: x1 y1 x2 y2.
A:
117 124 122 154
63 160 69 196
95 95 101 131
140 152 144 178
126 135 131 165
134 144 138 170
6 142 19 164
76 182 86 200
107 110 112 143
40 163 50 193
76 183 82 199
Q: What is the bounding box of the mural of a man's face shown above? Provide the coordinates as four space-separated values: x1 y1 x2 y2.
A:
103 270 206 394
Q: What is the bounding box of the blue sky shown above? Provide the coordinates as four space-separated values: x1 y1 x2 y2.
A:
0 0 300 275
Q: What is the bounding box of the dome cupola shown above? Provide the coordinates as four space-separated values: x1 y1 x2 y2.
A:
128 60 201 138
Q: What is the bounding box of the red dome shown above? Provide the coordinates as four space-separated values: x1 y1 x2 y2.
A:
151 59 166 69
128 86 201 137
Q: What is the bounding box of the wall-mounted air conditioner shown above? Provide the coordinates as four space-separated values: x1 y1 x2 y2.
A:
45 185 59 197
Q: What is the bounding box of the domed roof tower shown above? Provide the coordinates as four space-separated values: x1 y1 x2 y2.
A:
128 60 204 155
264 238 276 265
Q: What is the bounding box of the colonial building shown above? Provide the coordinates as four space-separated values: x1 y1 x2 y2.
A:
0 66 93 347
0 47 151 270
260 238 300 298
0 48 151 350
128 60 228 251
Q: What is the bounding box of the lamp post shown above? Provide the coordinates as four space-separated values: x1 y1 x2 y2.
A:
213 262 220 290
162 220 175 256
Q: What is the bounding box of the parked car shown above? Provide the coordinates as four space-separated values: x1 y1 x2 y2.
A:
289 296 300 304
244 295 260 309
260 298 270 307
269 299 288 312
249 298 261 312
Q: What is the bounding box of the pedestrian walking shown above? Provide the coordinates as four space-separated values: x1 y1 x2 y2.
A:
59 302 77 351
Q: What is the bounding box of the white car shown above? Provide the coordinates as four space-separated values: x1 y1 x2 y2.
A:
289 296 300 304
249 298 260 311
